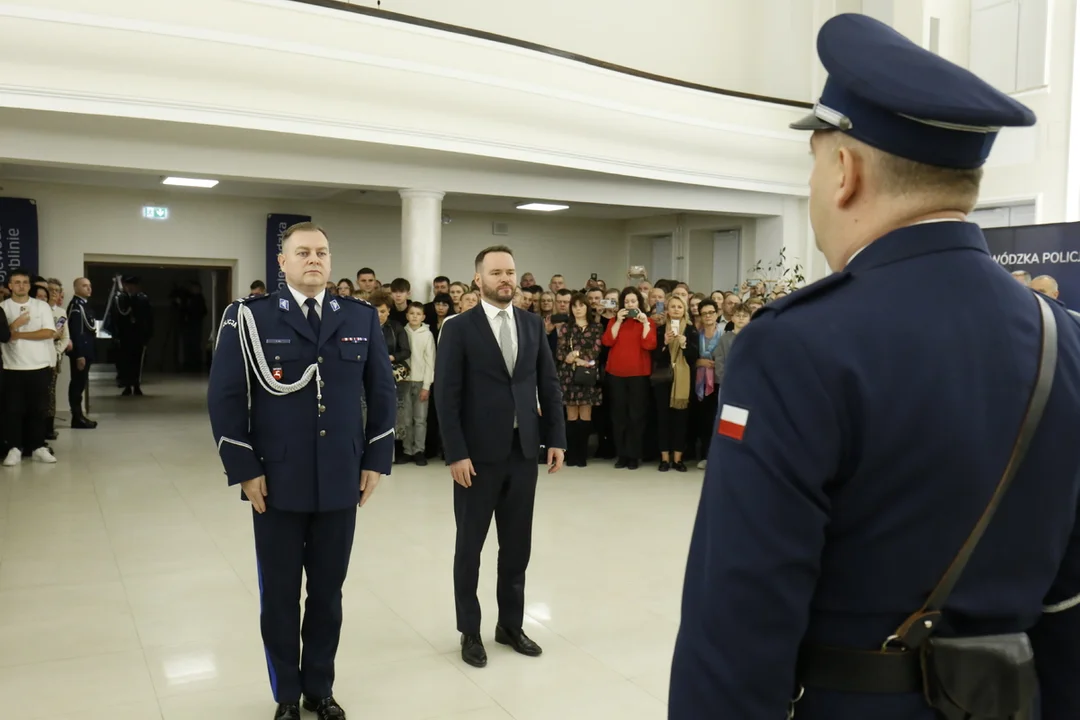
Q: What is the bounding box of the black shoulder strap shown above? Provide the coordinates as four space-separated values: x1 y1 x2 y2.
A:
893 292 1058 648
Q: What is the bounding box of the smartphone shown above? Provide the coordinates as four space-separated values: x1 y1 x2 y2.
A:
655 300 665 313
670 319 680 334
629 265 646 277
590 273 598 281
55 316 67 330
627 309 640 319
550 313 570 324
600 298 617 310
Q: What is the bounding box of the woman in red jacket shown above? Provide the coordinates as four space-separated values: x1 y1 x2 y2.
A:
602 287 657 469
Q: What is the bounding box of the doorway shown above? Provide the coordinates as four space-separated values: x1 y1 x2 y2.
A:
83 261 232 376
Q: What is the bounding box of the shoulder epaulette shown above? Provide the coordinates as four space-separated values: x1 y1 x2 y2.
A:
753 271 852 320
237 293 273 304
339 295 372 307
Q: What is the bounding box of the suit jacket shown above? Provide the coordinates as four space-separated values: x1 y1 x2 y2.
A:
207 289 398 513
434 304 565 464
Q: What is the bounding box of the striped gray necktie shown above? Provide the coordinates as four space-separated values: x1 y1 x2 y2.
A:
497 310 515 375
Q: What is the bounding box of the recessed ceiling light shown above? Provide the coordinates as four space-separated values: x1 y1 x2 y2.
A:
516 202 569 212
162 176 219 188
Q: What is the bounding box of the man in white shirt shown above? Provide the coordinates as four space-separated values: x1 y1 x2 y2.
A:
1 268 59 466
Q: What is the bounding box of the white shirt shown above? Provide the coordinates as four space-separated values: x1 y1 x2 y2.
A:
1 297 57 371
480 298 520 427
287 285 323 319
480 298 518 362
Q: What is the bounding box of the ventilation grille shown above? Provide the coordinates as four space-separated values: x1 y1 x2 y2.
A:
492 222 510 236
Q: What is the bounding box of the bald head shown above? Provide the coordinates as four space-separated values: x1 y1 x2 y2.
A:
1030 275 1059 299
73 277 92 299
1011 270 1031 286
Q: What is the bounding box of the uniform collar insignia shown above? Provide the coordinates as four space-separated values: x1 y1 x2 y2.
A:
329 298 341 312
279 298 289 311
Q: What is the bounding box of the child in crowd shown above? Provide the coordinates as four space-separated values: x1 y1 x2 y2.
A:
401 302 435 466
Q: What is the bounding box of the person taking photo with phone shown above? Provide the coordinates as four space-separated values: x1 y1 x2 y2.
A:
601 287 656 470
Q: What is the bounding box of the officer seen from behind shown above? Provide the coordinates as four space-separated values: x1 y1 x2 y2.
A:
670 14 1080 720
115 275 153 395
208 222 397 720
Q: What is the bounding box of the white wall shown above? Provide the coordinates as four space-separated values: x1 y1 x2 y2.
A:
837 0 1073 224
0 0 815 198
350 0 816 100
1 182 629 302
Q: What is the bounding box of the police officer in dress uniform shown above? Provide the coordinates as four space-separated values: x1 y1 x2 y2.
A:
670 14 1080 720
66 277 98 429
116 276 153 395
208 222 397 720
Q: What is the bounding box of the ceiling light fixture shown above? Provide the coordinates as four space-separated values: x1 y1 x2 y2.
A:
516 202 569 212
162 176 219 188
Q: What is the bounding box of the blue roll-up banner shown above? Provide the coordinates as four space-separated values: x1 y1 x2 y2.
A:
266 213 311 293
0 197 40 286
984 221 1080 309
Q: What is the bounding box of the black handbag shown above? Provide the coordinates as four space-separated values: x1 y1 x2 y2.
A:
797 293 1056 720
572 365 599 387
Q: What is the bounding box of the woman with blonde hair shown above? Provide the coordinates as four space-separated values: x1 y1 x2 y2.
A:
448 281 469 313
650 295 698 472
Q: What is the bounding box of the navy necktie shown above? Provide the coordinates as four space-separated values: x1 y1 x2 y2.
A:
305 297 321 338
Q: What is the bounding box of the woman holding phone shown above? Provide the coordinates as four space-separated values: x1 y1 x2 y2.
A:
601 287 657 470
651 295 698 472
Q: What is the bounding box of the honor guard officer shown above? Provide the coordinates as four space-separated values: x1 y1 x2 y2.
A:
66 277 98 429
670 14 1080 720
115 276 153 395
208 222 397 720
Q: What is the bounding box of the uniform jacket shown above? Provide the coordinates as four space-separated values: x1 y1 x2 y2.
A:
116 291 153 344
669 221 1080 720
207 288 398 513
66 295 96 361
434 303 565 464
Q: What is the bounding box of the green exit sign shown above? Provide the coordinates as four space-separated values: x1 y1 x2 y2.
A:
142 206 169 220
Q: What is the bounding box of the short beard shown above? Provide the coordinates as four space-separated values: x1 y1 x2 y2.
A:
482 282 511 306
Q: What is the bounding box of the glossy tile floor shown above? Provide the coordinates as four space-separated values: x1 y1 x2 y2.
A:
0 376 704 720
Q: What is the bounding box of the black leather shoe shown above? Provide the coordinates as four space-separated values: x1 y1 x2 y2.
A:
614 457 628 469
274 703 301 720
301 696 346 719
461 633 488 667
673 461 688 473
495 625 543 657
658 461 670 472
72 415 97 429
414 453 428 467
627 460 639 470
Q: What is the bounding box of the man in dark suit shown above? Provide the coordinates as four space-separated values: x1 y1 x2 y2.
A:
208 222 397 720
434 245 566 669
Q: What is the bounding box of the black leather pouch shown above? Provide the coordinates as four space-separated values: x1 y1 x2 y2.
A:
921 633 1037 720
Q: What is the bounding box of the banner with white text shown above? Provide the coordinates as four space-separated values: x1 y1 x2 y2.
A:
985 222 1080 308
0 197 39 286
266 213 312 294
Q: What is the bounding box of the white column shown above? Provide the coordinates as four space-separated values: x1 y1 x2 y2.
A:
399 189 445 301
